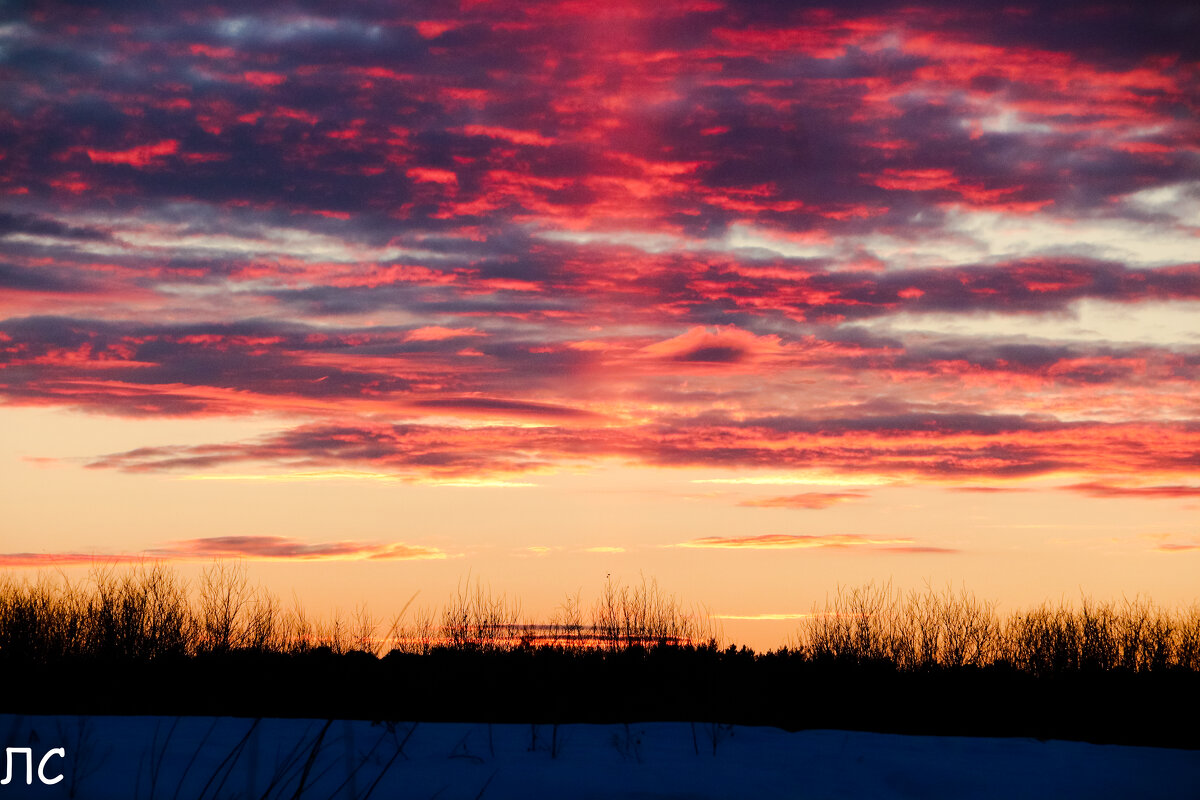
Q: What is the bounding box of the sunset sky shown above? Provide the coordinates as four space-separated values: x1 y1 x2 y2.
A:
1 0 1197 648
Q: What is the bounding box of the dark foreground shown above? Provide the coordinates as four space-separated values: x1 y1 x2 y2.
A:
8 715 1200 800
4 646 1198 750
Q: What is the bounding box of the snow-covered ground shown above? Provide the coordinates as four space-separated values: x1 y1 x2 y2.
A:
1 714 1196 799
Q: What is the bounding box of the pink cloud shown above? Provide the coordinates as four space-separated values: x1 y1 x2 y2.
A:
738 492 868 509
1063 482 1200 499
640 326 787 365
0 536 445 567
403 326 485 342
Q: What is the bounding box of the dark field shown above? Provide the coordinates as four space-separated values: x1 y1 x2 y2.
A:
2 564 1197 749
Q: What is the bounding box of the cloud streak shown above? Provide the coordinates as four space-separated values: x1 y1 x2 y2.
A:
1062 483 1200 499
73 414 1200 491
738 492 868 510
0 536 446 567
678 534 956 553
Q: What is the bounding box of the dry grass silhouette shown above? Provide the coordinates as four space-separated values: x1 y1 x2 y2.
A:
798 580 1200 672
1 565 1198 673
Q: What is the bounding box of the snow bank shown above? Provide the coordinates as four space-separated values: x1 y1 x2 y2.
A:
1 714 1195 799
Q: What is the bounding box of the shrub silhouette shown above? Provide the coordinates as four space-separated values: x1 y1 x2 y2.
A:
1 563 1198 675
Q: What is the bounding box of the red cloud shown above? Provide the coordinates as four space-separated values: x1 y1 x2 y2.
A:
1156 542 1200 553
407 167 458 185
86 140 179 167
460 125 555 146
241 71 286 87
